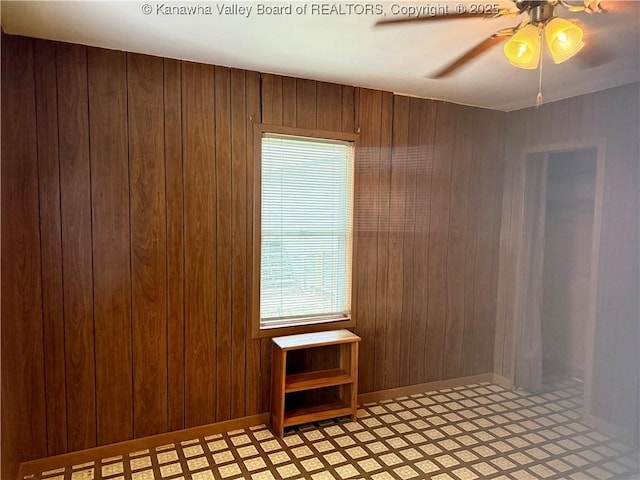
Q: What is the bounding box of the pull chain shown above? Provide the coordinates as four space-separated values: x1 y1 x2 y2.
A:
537 26 544 107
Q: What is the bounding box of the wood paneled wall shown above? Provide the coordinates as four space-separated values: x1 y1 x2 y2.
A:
494 83 640 442
353 92 505 393
1 34 48 478
2 34 505 478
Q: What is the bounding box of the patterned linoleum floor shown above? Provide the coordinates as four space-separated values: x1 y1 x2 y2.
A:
26 379 639 480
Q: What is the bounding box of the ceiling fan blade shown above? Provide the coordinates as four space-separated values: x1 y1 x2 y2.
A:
429 30 515 79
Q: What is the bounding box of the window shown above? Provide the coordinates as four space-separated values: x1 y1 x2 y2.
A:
252 124 357 336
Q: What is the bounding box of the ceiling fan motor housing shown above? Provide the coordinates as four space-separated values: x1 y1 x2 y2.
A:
527 2 558 25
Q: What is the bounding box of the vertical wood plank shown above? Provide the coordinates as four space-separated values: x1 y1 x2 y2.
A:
245 71 262 416
164 58 185 432
183 61 217 427
128 53 168 437
398 97 421 387
88 47 133 445
282 77 297 127
354 89 380 393
470 108 495 374
215 65 233 422
444 105 472 379
230 69 248 419
262 74 282 126
462 109 482 376
260 340 273 412
1 34 47 476
384 95 409 389
479 110 505 373
295 79 316 129
57 41 97 452
373 91 393 391
34 39 68 456
493 111 517 377
425 101 453 381
341 86 355 133
409 99 437 385
262 74 283 126
316 82 342 131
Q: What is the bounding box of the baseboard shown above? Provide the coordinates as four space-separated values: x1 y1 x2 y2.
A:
18 413 270 478
491 373 514 388
357 373 495 404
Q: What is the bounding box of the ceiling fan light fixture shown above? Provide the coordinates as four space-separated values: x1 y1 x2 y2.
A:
504 24 541 69
545 17 585 63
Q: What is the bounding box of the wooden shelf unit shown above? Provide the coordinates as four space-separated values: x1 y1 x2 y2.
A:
271 329 361 437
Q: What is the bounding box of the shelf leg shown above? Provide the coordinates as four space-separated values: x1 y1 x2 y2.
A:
271 347 286 437
350 341 359 422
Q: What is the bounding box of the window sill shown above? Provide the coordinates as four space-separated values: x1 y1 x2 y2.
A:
252 316 354 339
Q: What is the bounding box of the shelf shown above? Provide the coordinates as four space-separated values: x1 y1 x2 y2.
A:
271 329 360 437
283 401 353 427
273 329 360 351
285 368 353 393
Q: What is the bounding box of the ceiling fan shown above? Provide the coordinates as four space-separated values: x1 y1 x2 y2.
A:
374 0 615 78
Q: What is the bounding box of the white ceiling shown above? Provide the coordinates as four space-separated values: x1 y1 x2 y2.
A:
2 1 639 111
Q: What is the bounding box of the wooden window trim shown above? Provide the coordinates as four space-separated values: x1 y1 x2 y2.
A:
251 123 359 339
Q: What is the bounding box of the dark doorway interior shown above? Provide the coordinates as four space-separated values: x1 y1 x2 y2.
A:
541 148 597 381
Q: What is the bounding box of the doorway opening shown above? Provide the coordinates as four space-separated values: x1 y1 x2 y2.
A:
541 149 598 381
514 146 602 395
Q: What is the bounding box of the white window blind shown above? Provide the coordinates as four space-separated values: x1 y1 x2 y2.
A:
260 133 354 328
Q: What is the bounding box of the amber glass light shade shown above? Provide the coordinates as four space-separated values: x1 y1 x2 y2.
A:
504 24 541 69
545 17 585 64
